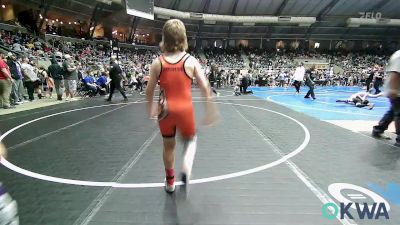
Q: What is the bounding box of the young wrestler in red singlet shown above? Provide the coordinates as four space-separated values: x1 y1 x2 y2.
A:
146 19 219 193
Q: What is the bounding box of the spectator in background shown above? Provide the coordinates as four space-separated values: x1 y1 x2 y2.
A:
43 44 51 53
106 56 128 102
278 70 285 87
293 63 305 94
77 62 84 80
240 74 253 95
208 64 217 89
37 66 53 98
374 65 384 94
234 84 241 96
21 56 40 101
216 70 222 89
82 74 98 97
0 53 14 109
7 53 24 105
12 40 22 52
26 40 34 50
62 54 78 101
55 51 62 59
208 64 219 95
366 67 375 92
95 73 107 95
33 38 42 50
304 65 316 100
48 58 64 101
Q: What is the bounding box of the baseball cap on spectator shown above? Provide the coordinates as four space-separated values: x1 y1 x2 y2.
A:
64 54 71 59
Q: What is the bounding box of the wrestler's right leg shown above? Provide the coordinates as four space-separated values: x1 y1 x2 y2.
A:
163 137 176 193
159 116 177 193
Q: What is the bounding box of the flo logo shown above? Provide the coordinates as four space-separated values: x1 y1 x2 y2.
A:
322 183 390 220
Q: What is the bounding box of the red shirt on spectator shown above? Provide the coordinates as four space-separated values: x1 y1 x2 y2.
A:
0 58 10 80
44 46 51 52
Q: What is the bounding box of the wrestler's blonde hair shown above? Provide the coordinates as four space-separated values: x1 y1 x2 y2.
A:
160 19 188 53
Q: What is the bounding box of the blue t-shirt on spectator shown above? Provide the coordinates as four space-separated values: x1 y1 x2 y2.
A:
96 76 107 86
83 76 95 85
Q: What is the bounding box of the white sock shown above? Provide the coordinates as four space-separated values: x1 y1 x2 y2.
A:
182 136 197 178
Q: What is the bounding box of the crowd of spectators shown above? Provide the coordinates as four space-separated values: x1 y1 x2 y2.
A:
0 28 392 109
0 28 163 109
247 50 327 69
204 47 245 68
244 50 389 88
0 29 53 58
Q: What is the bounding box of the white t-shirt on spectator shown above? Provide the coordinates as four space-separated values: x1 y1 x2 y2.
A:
34 41 41 48
21 63 39 81
13 43 22 52
279 72 285 80
293 66 305 81
385 50 400 96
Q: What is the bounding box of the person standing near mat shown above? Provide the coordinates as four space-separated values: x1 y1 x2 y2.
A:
107 56 128 102
304 65 316 100
7 53 24 105
374 65 384 94
21 56 41 101
366 68 374 92
293 62 305 94
0 53 14 109
48 57 64 101
62 54 78 101
208 64 219 96
146 19 219 193
372 50 400 146
240 74 253 94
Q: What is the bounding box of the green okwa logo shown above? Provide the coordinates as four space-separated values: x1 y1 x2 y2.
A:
322 183 390 220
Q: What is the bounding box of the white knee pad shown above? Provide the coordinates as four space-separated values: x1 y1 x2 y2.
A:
0 184 19 225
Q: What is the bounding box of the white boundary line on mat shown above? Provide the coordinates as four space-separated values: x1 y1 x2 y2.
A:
0 101 310 189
